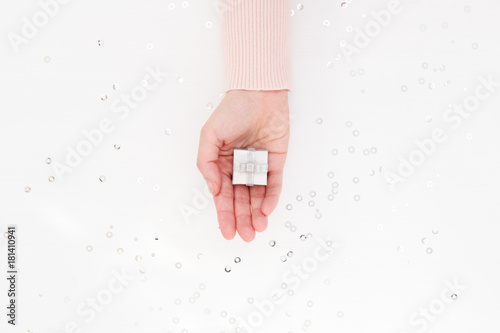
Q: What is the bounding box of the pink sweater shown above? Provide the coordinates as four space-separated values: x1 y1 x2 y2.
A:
222 0 290 91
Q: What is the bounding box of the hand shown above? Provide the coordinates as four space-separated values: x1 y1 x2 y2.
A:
196 90 290 241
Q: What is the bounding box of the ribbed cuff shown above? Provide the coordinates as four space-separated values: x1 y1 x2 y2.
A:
222 0 290 92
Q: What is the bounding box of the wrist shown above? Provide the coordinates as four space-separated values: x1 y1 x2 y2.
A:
226 89 288 102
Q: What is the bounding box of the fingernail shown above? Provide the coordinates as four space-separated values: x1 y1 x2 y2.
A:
206 180 214 195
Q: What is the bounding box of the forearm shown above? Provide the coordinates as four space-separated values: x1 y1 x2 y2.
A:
222 0 290 91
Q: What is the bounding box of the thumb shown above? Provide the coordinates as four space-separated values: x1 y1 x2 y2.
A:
196 125 222 196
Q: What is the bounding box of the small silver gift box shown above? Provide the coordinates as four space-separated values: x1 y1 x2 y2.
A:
232 148 268 186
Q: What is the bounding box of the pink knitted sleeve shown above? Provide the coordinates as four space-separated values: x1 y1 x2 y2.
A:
222 0 290 92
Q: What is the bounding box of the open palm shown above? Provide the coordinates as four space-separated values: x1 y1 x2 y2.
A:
197 90 290 241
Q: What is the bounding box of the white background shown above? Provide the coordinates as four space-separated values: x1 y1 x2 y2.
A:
1 0 499 332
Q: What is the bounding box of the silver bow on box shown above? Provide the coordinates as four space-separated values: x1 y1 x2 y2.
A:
232 148 268 186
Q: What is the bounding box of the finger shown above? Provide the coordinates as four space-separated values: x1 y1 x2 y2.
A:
250 185 268 232
261 153 287 216
196 125 222 196
261 171 283 216
214 174 236 240
234 185 255 242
